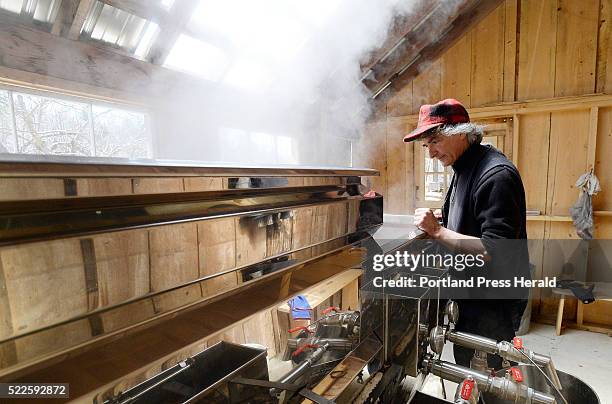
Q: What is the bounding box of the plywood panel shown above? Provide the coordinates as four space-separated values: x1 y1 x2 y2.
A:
503 0 518 102
441 31 472 107
596 0 612 93
594 108 612 211
14 319 91 363
242 310 277 357
292 207 314 260
292 207 313 249
149 223 200 311
0 258 13 341
0 239 87 334
517 0 557 100
328 202 348 239
76 178 132 197
594 216 612 238
0 178 64 200
412 60 441 114
540 222 584 319
99 299 156 333
554 0 598 97
470 5 505 107
235 217 267 267
206 324 245 345
584 300 612 325
517 114 550 212
92 230 149 307
548 111 590 215
132 178 184 194
183 177 224 192
287 177 305 187
311 204 330 244
386 119 408 214
387 81 413 117
198 218 238 296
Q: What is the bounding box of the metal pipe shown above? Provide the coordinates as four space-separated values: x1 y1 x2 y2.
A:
271 343 330 397
447 330 499 353
447 330 563 391
422 357 556 404
287 338 353 351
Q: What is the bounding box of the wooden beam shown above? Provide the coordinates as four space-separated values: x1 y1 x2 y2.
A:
51 0 79 36
148 0 200 65
363 0 478 93
587 106 599 171
360 0 441 74
387 93 612 124
67 0 96 40
383 0 504 98
512 114 519 166
0 16 206 98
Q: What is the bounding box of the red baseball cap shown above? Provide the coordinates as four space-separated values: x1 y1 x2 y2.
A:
403 98 470 142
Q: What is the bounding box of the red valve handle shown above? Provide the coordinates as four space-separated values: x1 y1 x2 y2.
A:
292 344 319 357
510 367 524 382
322 306 340 315
513 336 523 349
288 326 313 334
460 378 475 399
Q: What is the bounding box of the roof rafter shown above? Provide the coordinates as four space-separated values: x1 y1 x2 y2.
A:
147 0 200 65
67 0 96 40
362 0 480 95
385 0 505 98
0 15 208 99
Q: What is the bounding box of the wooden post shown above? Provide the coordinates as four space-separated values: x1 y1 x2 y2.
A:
556 297 565 336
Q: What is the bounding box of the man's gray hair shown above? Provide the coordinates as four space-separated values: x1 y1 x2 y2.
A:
436 123 484 145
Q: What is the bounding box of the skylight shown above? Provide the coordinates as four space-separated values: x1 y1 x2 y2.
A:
164 34 230 81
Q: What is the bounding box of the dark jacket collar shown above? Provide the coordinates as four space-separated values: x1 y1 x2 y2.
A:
452 143 489 173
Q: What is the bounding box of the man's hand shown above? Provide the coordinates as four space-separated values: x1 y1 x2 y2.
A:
414 208 442 238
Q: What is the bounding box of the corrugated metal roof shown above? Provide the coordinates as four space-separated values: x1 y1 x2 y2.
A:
0 0 61 23
81 1 159 55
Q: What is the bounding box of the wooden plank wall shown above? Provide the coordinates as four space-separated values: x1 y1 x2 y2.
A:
0 194 354 370
360 0 612 325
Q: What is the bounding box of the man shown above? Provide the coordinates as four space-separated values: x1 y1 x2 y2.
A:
404 99 529 369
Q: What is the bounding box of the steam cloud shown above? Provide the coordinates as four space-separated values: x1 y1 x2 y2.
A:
154 0 419 167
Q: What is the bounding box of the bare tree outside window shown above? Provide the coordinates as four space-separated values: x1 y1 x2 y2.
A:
13 92 92 155
0 87 152 159
93 106 150 158
0 91 15 153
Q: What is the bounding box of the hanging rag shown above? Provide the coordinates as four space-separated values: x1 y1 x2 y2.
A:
569 171 600 240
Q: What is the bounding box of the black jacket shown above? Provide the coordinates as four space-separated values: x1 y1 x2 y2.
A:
442 143 527 239
442 143 530 299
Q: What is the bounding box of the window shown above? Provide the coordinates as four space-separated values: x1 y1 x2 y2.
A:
0 87 152 159
416 121 512 208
